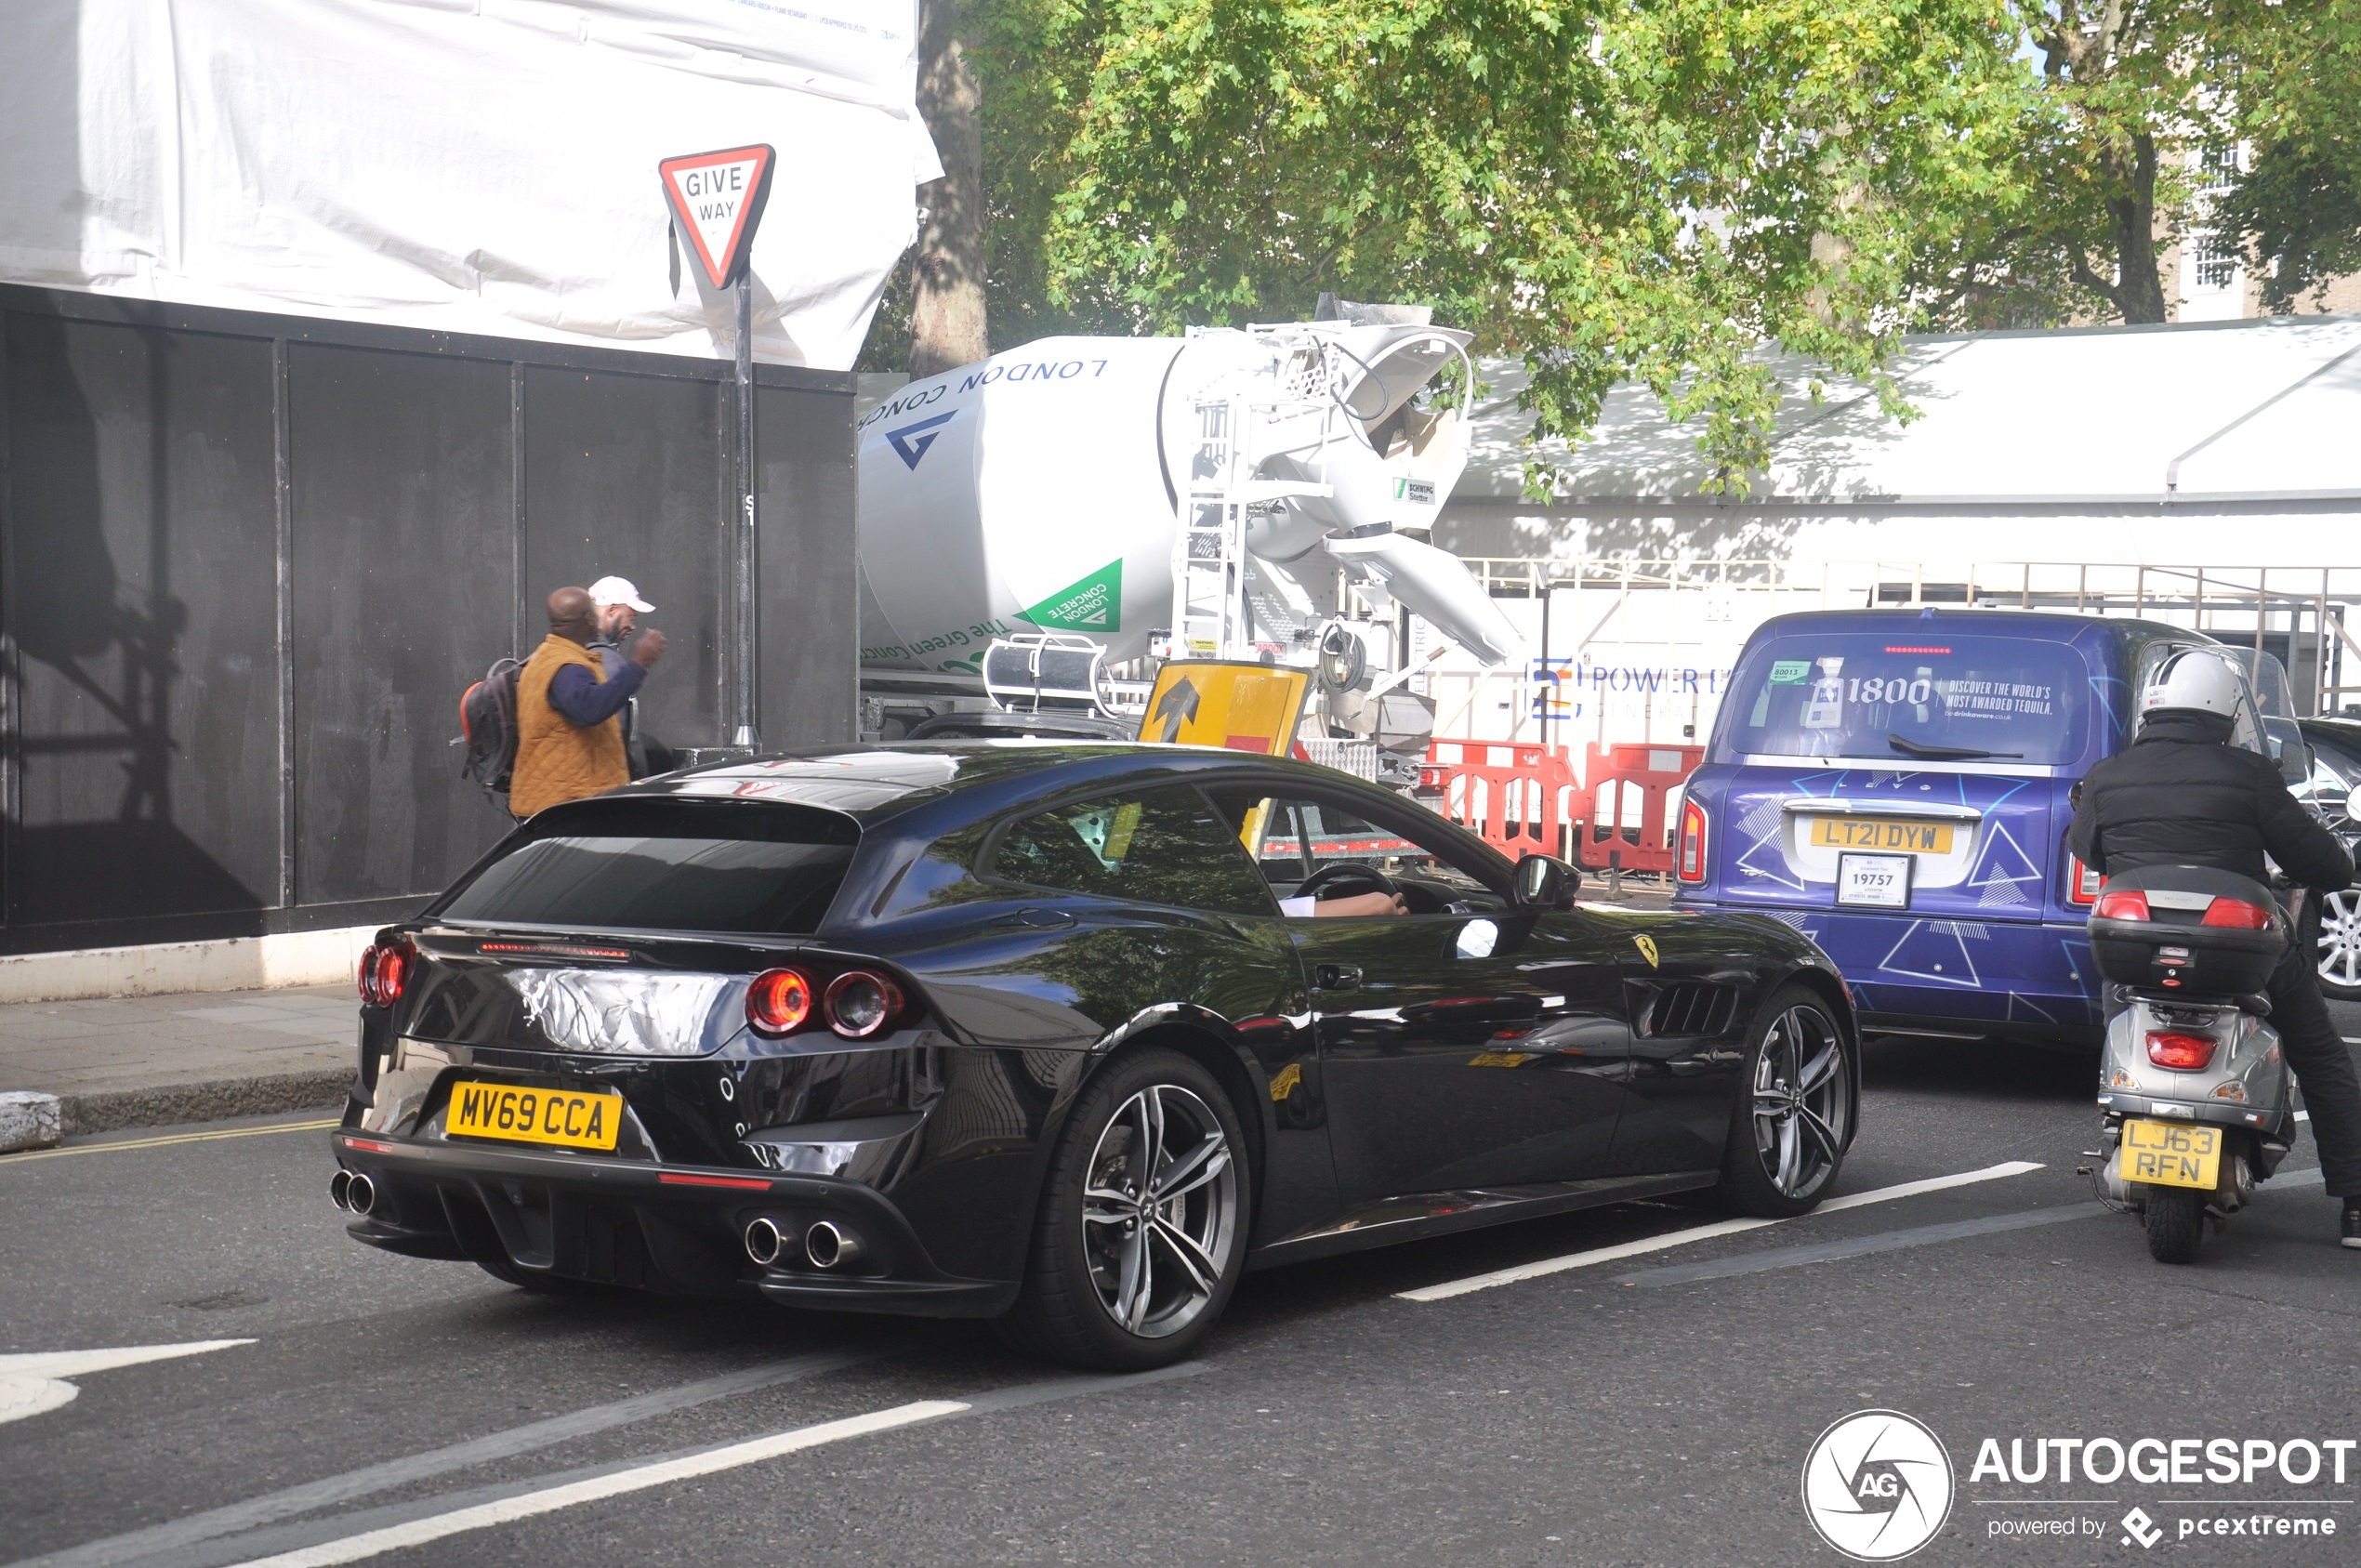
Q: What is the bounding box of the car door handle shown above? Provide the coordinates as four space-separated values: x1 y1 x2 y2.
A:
1314 963 1362 992
994 907 1075 929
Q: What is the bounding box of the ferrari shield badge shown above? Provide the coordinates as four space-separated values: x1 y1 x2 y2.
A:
1633 934 1660 968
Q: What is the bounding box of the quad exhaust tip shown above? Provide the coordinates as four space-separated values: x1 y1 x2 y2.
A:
804 1219 861 1271
743 1216 863 1270
744 1216 787 1268
332 1171 376 1217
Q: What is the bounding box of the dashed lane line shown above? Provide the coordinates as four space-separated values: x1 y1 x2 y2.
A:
207 1365 1207 1568
1615 1167 2326 1289
1395 1160 2045 1303
12 1340 917 1568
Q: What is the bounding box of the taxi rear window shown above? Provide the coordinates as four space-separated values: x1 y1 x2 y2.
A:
1719 633 2090 767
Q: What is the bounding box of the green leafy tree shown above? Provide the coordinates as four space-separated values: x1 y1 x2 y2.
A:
2212 1 2361 311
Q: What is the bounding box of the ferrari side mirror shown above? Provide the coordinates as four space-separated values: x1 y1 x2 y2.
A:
1513 853 1578 910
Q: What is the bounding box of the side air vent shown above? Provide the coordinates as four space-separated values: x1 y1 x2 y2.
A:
1646 982 1739 1038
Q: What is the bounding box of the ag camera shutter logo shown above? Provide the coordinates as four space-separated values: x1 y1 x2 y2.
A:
1802 1409 1956 1561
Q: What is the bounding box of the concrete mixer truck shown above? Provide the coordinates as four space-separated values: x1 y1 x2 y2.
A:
853 302 1523 771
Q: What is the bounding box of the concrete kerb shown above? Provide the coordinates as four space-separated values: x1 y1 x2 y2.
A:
59 1071 351 1137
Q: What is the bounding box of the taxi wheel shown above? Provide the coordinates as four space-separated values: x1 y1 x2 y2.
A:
1715 987 1853 1218
996 1048 1248 1371
2316 889 2361 1000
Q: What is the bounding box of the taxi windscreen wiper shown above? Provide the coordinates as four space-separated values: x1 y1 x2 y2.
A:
1889 733 2025 761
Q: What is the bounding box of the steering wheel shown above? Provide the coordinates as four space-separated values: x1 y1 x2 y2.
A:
1295 862 1402 903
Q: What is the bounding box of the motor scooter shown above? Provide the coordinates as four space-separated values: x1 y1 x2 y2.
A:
2085 864 2299 1263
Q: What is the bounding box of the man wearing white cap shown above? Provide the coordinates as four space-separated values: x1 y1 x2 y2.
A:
587 575 658 777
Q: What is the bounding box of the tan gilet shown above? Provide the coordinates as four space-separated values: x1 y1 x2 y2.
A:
509 634 629 817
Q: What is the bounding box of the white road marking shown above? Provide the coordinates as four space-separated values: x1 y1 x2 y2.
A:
221 1401 969 1568
0 1340 254 1426
1396 1160 2045 1302
17 1340 915 1568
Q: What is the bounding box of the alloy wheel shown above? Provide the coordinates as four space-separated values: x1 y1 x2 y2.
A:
2318 889 2361 993
1750 1004 1849 1200
1079 1083 1239 1339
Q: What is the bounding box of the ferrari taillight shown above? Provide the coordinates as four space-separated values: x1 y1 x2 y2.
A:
745 968 814 1034
358 939 415 1008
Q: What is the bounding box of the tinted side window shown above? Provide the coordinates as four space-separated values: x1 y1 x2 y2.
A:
992 785 1276 917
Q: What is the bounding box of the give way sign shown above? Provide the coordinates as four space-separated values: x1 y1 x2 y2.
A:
658 144 776 290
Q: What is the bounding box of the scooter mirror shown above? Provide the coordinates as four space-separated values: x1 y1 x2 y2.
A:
2346 793 2361 827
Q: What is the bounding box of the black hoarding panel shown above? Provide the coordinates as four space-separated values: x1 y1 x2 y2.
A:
290 344 513 904
522 365 726 765
758 380 857 746
3 312 281 926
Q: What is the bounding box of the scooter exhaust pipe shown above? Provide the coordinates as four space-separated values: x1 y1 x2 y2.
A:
804 1220 862 1271
744 1216 788 1268
344 1173 376 1218
329 1170 352 1210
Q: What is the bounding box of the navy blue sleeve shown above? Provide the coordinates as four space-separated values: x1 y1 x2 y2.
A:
547 661 644 726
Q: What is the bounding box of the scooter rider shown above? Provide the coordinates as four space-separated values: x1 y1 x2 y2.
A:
2069 648 2361 1247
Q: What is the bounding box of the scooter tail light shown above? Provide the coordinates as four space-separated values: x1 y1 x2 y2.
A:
1676 797 1708 884
2066 855 2102 906
2092 889 2150 922
2200 896 2273 929
745 968 814 1034
2146 1030 2219 1070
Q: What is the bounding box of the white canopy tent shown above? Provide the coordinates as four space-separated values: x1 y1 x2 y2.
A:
0 0 939 368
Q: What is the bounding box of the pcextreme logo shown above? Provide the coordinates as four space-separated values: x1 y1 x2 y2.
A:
1802 1409 1956 1561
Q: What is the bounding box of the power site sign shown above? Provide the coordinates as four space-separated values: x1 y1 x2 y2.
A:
658 145 775 289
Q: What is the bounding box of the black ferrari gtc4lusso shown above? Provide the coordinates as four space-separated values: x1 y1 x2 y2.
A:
334 743 1859 1368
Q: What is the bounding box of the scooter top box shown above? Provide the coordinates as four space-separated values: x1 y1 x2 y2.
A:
2088 863 2286 995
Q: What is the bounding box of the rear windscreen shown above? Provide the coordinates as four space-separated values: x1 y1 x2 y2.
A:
432 801 856 935
1720 633 2090 767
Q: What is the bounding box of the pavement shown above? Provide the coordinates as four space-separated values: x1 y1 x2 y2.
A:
5 1021 2360 1566
0 985 354 1137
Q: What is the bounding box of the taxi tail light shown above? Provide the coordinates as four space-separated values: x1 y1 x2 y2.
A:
824 970 904 1039
745 968 814 1035
2092 889 2150 922
358 939 415 1008
1676 797 1708 884
2200 896 2274 929
2066 855 2102 906
2146 1031 2220 1071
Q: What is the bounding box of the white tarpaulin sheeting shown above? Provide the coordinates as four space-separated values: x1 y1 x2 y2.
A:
0 0 939 368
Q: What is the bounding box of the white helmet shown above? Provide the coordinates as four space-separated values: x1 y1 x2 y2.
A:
2142 648 2243 718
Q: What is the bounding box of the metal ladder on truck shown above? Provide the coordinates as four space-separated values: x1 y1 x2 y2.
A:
1166 325 1341 663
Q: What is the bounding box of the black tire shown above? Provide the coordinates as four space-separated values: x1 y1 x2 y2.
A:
996 1048 1250 1371
1714 986 1853 1218
2144 1187 2206 1264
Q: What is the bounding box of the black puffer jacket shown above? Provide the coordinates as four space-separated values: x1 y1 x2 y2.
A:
2068 709 2354 891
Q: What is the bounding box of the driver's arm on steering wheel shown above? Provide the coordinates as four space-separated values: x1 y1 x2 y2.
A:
1279 889 1408 917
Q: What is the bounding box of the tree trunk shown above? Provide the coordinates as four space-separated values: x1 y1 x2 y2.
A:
909 0 988 376
2108 132 2170 323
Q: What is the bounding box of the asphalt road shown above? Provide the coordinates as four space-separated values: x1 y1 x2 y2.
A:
6 1010 2361 1568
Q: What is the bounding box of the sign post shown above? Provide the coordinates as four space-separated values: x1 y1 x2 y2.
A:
659 144 775 752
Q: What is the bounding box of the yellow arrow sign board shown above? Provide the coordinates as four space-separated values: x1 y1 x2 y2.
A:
1136 662 1311 757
